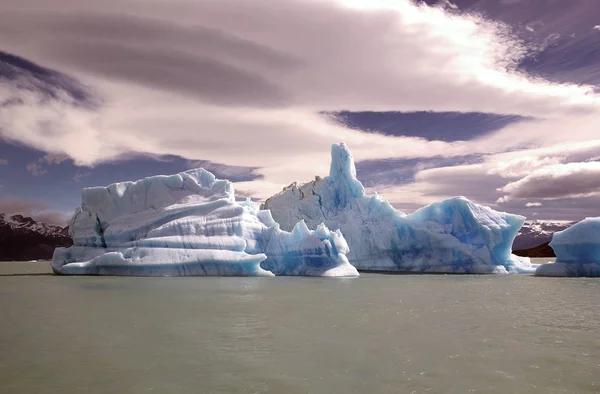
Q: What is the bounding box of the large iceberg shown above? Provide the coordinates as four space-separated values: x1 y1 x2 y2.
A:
535 218 600 277
263 143 536 274
51 169 358 277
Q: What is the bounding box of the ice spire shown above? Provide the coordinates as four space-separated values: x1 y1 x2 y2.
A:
328 143 366 208
329 142 357 180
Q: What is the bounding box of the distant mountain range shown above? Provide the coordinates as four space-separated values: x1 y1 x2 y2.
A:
0 214 72 261
513 242 555 258
0 213 574 261
512 220 574 251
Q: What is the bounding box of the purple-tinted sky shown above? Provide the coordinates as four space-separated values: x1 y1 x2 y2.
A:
1 0 600 225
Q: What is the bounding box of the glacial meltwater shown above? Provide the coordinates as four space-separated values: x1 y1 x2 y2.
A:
1 260 599 394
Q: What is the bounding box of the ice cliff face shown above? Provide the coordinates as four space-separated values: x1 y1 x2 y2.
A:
535 218 600 277
263 143 536 274
51 169 358 277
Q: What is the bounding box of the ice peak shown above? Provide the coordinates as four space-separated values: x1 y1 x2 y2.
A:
327 143 365 208
329 143 357 180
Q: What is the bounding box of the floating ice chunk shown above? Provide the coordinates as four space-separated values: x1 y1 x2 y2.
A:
52 168 358 277
535 218 600 277
263 143 537 274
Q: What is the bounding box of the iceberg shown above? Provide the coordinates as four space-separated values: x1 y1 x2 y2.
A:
263 143 536 274
51 169 358 277
535 218 600 277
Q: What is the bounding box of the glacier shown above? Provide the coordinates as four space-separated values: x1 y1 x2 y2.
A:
535 218 600 277
263 143 537 274
51 169 358 277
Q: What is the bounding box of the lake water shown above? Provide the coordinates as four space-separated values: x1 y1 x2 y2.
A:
1 260 599 394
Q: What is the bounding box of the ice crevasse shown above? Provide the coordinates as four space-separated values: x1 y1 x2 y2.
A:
51 168 358 277
262 143 537 274
535 218 600 277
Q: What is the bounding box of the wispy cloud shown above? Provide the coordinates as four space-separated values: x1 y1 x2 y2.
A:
26 162 47 177
26 153 70 176
73 170 91 181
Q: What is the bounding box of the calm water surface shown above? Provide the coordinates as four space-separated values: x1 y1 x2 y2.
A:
1 260 599 394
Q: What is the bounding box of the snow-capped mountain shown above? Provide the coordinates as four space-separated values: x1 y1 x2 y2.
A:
512 220 575 251
0 214 72 261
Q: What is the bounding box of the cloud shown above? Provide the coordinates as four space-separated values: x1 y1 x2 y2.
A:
184 160 262 183
440 0 458 10
497 162 600 201
0 199 48 214
33 211 71 226
1 0 600 222
355 155 482 187
26 162 48 176
0 158 7 165
41 153 69 165
0 0 597 175
365 138 600 219
361 162 508 214
26 153 71 176
0 51 98 108
487 156 564 178
0 198 70 225
2 0 599 116
73 170 91 181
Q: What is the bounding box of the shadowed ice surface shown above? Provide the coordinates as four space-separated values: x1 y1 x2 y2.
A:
1 261 599 394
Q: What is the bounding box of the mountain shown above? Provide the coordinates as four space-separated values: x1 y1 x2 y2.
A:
513 242 555 258
512 220 574 251
0 214 72 261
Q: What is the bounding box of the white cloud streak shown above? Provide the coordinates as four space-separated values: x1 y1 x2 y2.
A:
525 202 542 207
498 162 600 201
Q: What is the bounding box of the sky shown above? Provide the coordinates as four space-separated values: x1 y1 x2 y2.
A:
0 0 599 225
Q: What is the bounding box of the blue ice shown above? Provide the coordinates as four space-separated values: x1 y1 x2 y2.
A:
535 218 600 277
263 143 537 274
51 169 358 277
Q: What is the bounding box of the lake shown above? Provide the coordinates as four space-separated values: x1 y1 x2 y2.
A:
1 260 598 394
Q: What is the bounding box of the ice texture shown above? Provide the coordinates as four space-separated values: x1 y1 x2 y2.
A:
51 169 358 277
535 218 600 277
263 143 536 274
